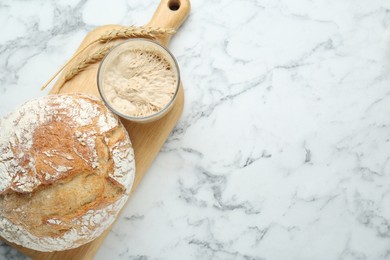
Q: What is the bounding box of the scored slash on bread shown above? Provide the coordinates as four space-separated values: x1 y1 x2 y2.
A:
0 93 135 251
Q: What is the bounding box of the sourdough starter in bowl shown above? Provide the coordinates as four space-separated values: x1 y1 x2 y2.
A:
98 39 180 123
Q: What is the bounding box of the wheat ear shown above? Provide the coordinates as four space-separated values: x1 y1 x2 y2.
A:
41 26 175 91
98 26 175 43
66 45 113 81
54 45 113 94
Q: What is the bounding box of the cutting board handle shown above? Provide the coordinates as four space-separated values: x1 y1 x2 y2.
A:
147 0 191 46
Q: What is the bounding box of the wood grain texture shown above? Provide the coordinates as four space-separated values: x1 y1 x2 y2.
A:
1 0 190 259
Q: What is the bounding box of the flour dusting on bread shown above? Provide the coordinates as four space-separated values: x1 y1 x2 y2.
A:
0 93 135 251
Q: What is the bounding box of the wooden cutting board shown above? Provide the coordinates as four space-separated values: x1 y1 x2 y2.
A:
1 0 190 259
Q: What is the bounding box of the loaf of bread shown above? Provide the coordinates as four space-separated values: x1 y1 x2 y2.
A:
0 93 135 251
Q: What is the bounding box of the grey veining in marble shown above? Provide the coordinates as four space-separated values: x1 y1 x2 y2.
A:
1 0 390 259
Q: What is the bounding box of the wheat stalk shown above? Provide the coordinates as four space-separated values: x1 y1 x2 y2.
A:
41 26 175 91
98 26 175 43
53 44 113 94
66 45 113 80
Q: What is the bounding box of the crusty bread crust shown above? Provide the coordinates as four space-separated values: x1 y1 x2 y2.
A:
0 93 135 251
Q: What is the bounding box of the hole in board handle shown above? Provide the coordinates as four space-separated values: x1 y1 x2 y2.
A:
168 0 180 11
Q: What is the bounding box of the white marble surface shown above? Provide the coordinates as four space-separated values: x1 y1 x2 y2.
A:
1 0 390 259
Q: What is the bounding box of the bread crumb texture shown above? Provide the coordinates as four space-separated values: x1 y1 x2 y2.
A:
0 93 135 251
